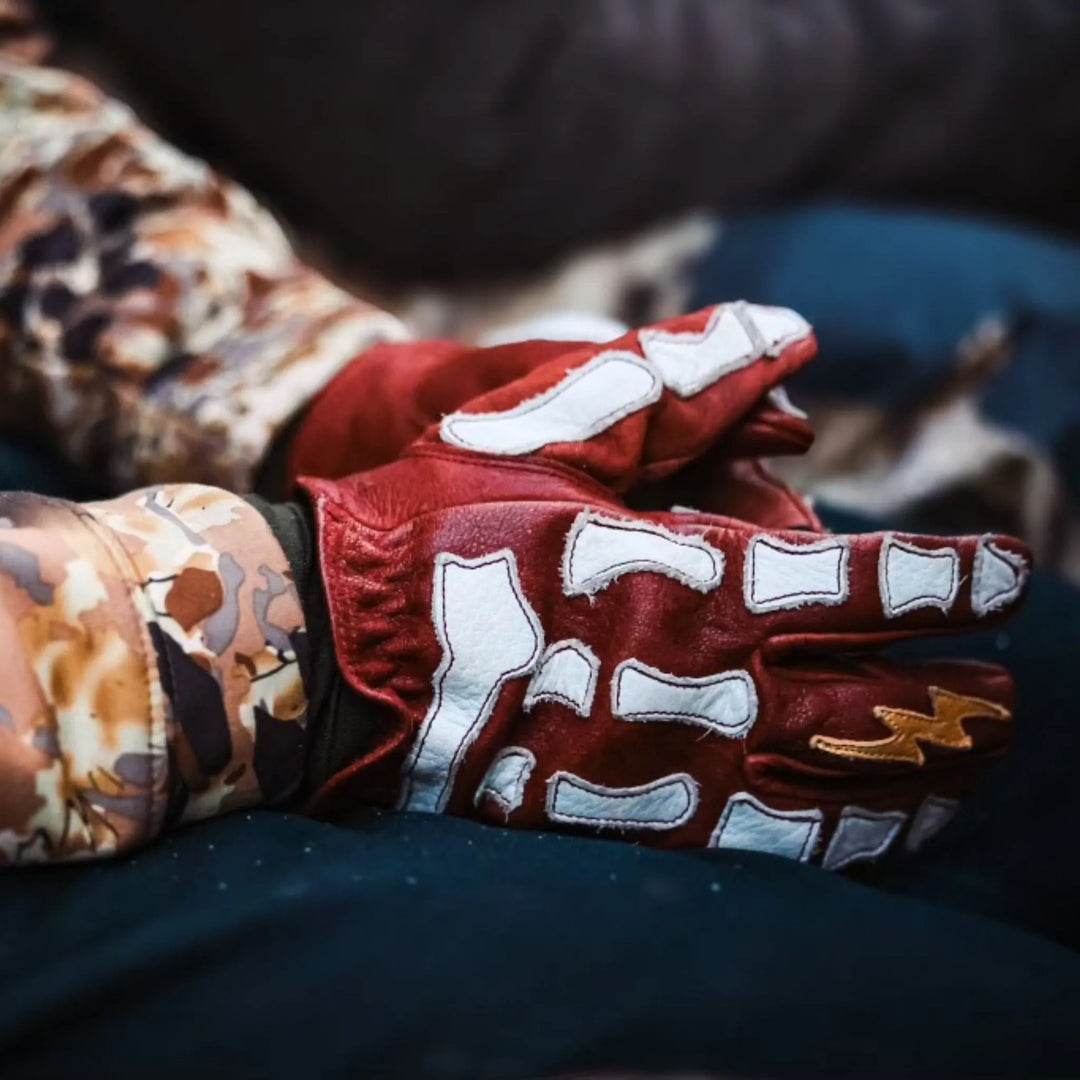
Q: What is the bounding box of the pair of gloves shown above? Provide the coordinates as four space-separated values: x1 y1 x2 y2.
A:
278 302 1027 866
0 51 1028 866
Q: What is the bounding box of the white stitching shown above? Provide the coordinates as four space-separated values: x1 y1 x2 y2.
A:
474 747 536 818
971 536 1028 617
440 350 662 455
398 549 543 814
743 534 850 614
638 301 811 399
545 771 699 831
821 805 906 871
708 792 823 861
562 509 725 596
748 303 813 357
523 639 600 718
879 536 960 618
639 303 757 398
611 658 758 738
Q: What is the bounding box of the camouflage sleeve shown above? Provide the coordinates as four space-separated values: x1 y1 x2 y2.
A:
0 47 408 493
0 483 307 863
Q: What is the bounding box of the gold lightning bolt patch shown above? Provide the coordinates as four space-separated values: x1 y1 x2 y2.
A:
809 687 1011 766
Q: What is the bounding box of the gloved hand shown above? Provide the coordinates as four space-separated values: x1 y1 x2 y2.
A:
286 306 831 545
299 305 1030 866
289 315 812 486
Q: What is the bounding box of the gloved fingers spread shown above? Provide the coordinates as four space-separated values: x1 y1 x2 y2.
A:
427 303 817 492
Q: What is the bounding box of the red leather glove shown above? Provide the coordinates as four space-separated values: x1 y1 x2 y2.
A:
300 305 1029 867
286 310 820 523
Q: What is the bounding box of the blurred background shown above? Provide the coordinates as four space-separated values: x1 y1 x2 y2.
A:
28 0 1080 582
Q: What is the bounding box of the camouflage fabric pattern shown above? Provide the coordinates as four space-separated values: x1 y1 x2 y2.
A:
0 53 407 493
0 484 307 863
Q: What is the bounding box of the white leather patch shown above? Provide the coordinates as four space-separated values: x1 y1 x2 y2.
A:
399 550 543 814
440 350 661 455
562 510 724 596
766 383 808 419
971 537 1028 617
474 747 536 816
612 659 758 738
905 794 959 852
750 304 813 356
639 304 756 397
879 537 959 617
744 535 850 613
709 793 822 861
821 806 906 871
639 302 811 398
545 772 699 830
524 639 600 717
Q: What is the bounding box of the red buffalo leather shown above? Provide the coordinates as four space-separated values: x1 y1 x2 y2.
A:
288 330 815 488
299 305 1029 862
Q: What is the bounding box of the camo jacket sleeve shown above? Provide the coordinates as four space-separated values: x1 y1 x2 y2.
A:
0 483 308 863
0 38 407 493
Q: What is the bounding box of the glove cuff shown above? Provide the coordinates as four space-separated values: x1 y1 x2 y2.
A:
245 494 388 800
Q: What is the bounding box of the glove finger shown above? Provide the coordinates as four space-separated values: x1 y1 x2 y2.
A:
712 396 814 460
289 337 571 481
737 656 1014 867
430 303 817 493
291 316 815 489
725 527 1032 651
754 655 1014 780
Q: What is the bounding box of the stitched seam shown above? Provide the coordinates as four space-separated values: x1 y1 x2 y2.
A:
744 534 850 613
523 639 600 718
399 549 543 813
710 792 823 859
440 350 661 454
611 659 757 737
475 747 536 814
879 536 959 618
972 536 1026 616
562 509 724 596
545 771 699 830
640 303 761 398
527 691 582 711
